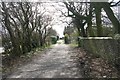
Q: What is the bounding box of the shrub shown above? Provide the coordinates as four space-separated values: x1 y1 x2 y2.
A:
64 34 69 44
51 36 57 44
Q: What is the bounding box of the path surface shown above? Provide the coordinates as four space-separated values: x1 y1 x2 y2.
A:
7 40 82 78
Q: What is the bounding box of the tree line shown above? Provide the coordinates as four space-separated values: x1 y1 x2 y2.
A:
63 1 120 37
1 2 57 57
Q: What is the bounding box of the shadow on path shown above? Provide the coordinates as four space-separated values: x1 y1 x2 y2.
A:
7 41 82 78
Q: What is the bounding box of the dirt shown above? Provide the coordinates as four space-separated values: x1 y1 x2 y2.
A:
74 48 119 78
2 40 119 79
4 42 82 78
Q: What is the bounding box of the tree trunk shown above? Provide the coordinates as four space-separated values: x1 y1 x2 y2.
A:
95 3 103 36
39 30 44 47
102 2 120 34
2 2 21 56
87 3 94 36
80 22 87 37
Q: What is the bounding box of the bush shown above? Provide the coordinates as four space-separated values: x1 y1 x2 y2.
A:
64 34 69 44
113 34 120 39
51 36 57 44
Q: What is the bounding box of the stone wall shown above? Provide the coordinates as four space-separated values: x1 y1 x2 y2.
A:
78 37 120 65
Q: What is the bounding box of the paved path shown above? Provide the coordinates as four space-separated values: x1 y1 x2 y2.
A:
7 41 82 78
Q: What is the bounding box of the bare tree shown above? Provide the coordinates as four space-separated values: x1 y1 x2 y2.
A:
64 2 88 37
1 2 55 56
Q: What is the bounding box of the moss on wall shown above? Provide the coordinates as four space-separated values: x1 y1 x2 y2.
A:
78 37 120 66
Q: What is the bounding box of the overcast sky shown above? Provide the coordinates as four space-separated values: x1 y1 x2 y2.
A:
42 2 71 38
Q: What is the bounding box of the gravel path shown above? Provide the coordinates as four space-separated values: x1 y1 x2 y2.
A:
7 41 82 78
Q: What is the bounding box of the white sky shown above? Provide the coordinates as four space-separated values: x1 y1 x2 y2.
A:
42 2 70 38
2 0 119 2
